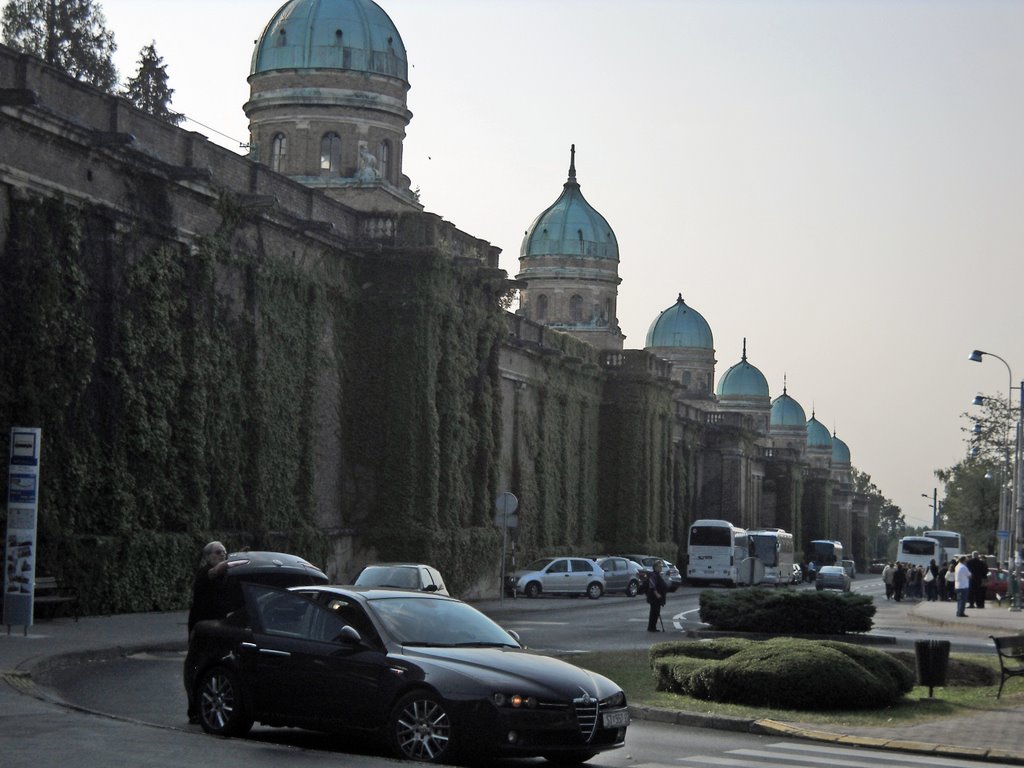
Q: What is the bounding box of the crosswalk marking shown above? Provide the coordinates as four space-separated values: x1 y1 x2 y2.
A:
674 741 1020 768
775 742 1004 766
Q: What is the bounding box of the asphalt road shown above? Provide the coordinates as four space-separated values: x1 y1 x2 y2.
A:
33 573 1003 768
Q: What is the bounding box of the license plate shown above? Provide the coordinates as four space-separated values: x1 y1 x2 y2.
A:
602 710 630 728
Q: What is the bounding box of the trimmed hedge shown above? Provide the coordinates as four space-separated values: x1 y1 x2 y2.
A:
699 587 875 634
652 637 914 710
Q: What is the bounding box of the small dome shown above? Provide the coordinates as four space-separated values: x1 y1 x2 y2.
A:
806 414 832 449
251 0 408 80
771 387 807 428
520 146 618 262
645 294 713 349
832 432 851 464
716 340 769 399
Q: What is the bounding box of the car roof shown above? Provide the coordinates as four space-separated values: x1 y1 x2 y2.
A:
225 551 328 580
290 584 457 602
819 565 844 572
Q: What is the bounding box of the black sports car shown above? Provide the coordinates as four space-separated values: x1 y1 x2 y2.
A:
183 583 629 763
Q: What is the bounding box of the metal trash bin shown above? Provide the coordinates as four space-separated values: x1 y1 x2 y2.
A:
914 639 950 697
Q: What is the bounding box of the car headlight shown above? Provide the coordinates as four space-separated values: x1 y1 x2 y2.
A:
601 691 626 708
492 693 538 708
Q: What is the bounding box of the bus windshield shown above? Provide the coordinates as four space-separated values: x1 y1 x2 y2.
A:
689 526 732 547
749 534 779 566
901 539 938 556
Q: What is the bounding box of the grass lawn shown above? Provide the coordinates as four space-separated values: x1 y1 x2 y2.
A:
566 648 1024 728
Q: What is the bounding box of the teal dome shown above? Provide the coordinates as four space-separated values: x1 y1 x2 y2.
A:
646 294 713 349
251 0 408 80
520 147 618 262
770 388 807 427
716 341 768 398
806 415 832 449
832 433 851 464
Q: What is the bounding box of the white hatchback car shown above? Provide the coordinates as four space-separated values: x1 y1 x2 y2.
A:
505 557 606 599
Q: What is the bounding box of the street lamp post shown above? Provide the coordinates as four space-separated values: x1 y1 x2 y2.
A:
921 489 939 529
969 350 1022 612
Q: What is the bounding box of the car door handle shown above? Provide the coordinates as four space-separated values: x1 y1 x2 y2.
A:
258 648 291 657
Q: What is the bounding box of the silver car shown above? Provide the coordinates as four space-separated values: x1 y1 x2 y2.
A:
815 565 851 592
594 556 644 597
505 557 605 599
352 563 450 596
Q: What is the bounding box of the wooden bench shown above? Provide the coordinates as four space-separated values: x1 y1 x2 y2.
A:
990 634 1024 698
33 576 79 621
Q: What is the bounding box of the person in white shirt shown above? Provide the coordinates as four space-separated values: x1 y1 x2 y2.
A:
954 556 971 618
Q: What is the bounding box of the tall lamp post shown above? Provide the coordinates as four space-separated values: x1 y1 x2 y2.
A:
921 489 940 528
969 349 1022 612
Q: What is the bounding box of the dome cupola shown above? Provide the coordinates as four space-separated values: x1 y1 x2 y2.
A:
251 0 408 78
645 293 713 349
716 339 769 401
832 431 851 465
806 412 833 449
644 293 716 400
516 146 623 350
245 0 418 211
770 380 807 428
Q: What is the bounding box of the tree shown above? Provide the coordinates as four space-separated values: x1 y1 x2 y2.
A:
123 41 182 125
932 391 1011 555
1 0 117 91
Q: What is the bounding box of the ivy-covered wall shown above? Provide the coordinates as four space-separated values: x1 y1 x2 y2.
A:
0 193 354 612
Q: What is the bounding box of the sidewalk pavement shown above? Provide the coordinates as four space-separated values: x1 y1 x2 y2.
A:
2 598 1023 764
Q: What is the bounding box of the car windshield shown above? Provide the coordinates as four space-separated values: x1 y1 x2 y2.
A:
355 566 421 590
369 595 520 648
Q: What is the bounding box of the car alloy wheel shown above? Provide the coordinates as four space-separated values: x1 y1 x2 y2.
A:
586 582 603 599
197 666 253 737
626 579 639 598
525 581 542 598
389 691 454 762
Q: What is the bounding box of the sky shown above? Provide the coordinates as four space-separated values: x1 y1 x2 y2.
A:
95 0 1024 530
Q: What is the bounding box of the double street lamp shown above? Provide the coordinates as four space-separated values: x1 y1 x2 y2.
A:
969 349 1022 612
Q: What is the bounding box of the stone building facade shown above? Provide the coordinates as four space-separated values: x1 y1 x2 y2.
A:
0 0 878 610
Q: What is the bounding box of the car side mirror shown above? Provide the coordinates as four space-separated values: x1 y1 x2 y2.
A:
423 584 438 592
334 625 362 645
506 629 522 647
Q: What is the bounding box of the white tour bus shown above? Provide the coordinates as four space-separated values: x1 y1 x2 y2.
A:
746 528 795 586
687 519 748 586
897 535 944 569
923 530 964 561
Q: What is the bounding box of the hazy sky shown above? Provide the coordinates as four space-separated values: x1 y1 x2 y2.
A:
97 0 1024 530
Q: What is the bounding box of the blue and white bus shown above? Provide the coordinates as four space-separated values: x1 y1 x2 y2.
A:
746 528 795 586
687 519 748 586
807 539 844 568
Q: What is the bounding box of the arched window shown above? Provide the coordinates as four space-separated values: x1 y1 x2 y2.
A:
682 371 692 389
378 140 391 182
536 294 548 321
569 295 583 323
320 132 342 174
270 133 287 173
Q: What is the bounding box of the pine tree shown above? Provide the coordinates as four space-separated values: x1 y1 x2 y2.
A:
1 0 117 91
123 41 182 125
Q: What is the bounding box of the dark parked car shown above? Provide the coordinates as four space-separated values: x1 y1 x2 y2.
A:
352 563 449 596
619 554 683 592
815 565 851 592
218 551 328 614
593 556 643 597
185 584 629 763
